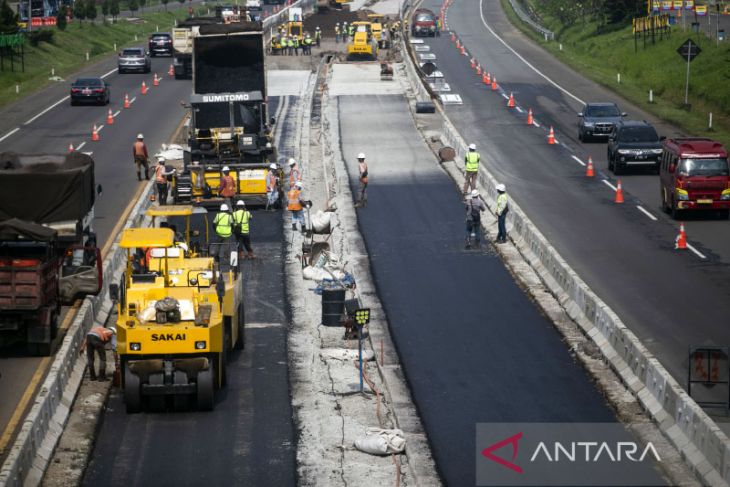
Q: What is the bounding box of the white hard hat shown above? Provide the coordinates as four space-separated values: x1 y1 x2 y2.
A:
222 166 230 172
471 189 479 198
496 183 506 192
108 326 117 335
295 181 303 188
357 152 366 159
137 133 144 139
220 203 229 211
269 163 277 170
288 158 296 166
236 200 245 206
157 156 165 163
468 143 476 150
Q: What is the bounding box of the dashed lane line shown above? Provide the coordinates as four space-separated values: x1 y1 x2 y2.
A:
0 127 20 142
571 155 586 166
602 179 617 192
75 141 86 151
636 205 658 221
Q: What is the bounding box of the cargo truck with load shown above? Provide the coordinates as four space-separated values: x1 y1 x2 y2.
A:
173 22 283 208
0 153 103 355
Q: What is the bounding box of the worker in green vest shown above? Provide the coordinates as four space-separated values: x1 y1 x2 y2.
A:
315 26 321 47
462 143 481 195
292 35 300 56
303 34 312 55
213 203 234 267
232 200 254 259
348 23 355 39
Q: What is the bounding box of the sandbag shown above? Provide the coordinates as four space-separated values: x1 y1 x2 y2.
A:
302 265 346 282
310 210 332 234
354 428 406 455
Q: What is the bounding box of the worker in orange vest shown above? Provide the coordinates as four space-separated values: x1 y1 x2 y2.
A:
79 326 116 381
154 157 176 205
287 180 306 232
218 166 237 204
288 157 301 188
266 163 279 210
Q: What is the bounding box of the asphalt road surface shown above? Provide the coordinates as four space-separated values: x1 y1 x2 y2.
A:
337 94 664 485
420 0 730 387
82 209 296 486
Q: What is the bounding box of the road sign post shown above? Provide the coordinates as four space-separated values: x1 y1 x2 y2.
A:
677 38 701 106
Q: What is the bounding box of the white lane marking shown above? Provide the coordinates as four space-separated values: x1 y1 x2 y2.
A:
687 243 706 260
75 141 86 151
501 93 509 100
82 151 93 155
0 127 20 142
95 124 105 132
571 155 585 166
23 96 70 125
602 180 617 191
478 0 585 106
113 110 121 117
130 96 137 104
533 121 541 128
636 205 657 221
100 68 117 79
515 106 523 113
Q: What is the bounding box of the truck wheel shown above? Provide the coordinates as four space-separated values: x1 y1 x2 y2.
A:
148 373 165 412
235 302 245 350
661 188 670 213
196 367 214 411
124 365 142 413
671 197 681 220
172 371 190 412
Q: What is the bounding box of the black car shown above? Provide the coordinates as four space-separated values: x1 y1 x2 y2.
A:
607 121 663 175
578 102 626 142
70 78 110 106
148 32 173 57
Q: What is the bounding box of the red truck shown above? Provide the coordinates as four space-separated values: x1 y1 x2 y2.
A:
0 153 102 355
659 138 730 219
411 8 439 37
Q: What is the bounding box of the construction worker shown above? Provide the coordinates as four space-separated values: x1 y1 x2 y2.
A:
271 35 278 54
288 158 301 188
315 26 321 47
219 166 237 204
287 181 306 232
213 203 234 265
303 34 312 55
232 200 254 259
79 326 116 381
465 189 486 249
284 36 292 56
292 35 300 56
266 163 279 209
133 133 149 181
463 143 480 194
495 183 509 244
335 22 341 43
154 157 176 206
356 152 368 207
348 22 355 40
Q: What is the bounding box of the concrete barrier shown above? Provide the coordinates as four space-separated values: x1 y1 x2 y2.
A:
0 182 155 487
398 31 730 487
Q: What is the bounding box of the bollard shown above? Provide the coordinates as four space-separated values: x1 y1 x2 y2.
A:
156 25 159 32
114 43 117 51
135 34 138 41
559 43 562 51
649 89 653 103
709 112 713 130
617 73 621 83
86 52 89 61
15 84 19 94
51 67 54 76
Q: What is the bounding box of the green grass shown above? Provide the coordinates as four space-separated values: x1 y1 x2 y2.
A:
500 0 730 148
0 6 202 108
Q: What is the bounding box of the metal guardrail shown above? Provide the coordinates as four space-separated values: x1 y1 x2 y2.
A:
507 0 554 41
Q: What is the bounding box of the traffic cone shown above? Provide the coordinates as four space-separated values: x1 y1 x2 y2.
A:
168 64 174 76
124 94 130 109
676 223 687 250
547 126 556 145
153 73 159 86
491 77 497 91
460 45 465 55
456 40 460 49
470 58 475 69
507 93 515 108
92 124 99 142
476 64 482 76
68 143 74 153
614 179 624 203
141 81 148 95
486 72 491 84
482 73 488 85
107 109 114 125
526 108 534 125
451 32 456 42
586 156 595 177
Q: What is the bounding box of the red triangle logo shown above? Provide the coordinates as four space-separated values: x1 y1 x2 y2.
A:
481 432 524 474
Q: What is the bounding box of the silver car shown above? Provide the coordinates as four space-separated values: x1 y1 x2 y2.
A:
118 47 151 74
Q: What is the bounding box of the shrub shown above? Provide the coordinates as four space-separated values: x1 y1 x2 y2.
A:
27 28 54 46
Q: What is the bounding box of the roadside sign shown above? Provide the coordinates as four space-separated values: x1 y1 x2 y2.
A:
677 38 701 62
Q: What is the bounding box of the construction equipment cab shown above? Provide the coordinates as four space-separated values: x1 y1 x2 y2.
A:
112 227 244 413
286 7 303 40
660 138 730 219
347 22 378 60
367 14 389 48
146 205 210 257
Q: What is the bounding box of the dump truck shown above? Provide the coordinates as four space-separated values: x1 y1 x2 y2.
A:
174 22 282 208
0 152 102 355
347 22 378 60
111 227 243 412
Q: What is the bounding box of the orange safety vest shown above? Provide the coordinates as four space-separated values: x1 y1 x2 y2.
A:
155 165 167 184
287 189 302 211
88 326 114 342
220 175 236 197
289 168 300 188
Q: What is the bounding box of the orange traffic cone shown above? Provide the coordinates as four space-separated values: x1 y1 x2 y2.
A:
107 109 114 125
168 64 174 76
153 73 159 86
476 64 482 76
586 156 595 177
470 58 476 69
486 72 491 84
526 108 534 125
92 124 99 141
141 81 148 95
456 40 460 49
68 143 74 153
451 32 456 42
124 94 130 109
482 73 488 85
507 93 515 108
547 126 556 145
460 45 465 55
675 223 687 250
491 77 497 91
614 179 625 203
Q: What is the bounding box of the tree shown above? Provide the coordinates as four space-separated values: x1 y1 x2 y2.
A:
101 0 109 21
160 0 168 11
85 0 97 22
0 0 17 27
110 0 119 19
73 0 86 22
56 8 67 29
127 0 138 15
138 0 145 11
